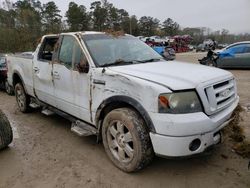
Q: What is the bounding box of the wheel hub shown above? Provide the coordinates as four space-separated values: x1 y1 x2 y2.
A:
107 120 134 163
117 134 125 148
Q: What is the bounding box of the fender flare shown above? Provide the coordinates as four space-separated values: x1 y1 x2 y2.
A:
95 95 156 133
12 71 27 93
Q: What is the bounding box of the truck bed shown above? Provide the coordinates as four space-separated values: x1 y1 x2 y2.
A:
7 54 35 97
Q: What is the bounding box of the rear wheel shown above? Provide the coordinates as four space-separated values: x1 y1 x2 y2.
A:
102 108 154 172
5 80 14 95
0 110 13 150
15 83 30 113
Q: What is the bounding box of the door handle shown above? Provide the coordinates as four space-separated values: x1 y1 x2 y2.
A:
53 71 60 79
33 67 40 73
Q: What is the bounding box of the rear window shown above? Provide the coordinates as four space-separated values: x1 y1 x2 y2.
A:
38 37 59 61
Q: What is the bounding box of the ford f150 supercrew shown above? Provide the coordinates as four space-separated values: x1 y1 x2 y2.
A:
7 31 239 172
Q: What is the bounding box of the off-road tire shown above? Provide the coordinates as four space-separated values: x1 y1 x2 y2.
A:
102 108 154 172
15 83 30 113
0 110 13 150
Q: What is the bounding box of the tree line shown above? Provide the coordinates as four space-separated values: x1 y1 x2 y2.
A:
0 0 249 53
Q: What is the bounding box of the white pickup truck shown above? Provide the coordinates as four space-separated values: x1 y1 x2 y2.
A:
7 31 239 172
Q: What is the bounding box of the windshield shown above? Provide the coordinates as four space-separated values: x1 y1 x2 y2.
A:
82 34 163 67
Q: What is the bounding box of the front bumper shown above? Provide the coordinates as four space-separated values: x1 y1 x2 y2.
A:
149 96 239 157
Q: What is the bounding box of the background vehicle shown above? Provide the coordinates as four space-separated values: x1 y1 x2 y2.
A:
163 46 176 60
149 36 166 43
188 45 195 51
136 36 146 42
172 35 192 53
203 39 217 48
7 32 239 172
217 43 229 50
196 44 206 52
0 54 9 93
216 41 250 68
153 46 176 60
0 110 13 150
0 54 7 87
0 54 14 95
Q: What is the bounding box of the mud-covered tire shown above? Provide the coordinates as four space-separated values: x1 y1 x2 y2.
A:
15 83 30 113
5 80 14 95
102 108 154 172
0 110 13 150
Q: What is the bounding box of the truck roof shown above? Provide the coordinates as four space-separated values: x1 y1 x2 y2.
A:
43 31 104 37
62 31 104 35
43 31 134 38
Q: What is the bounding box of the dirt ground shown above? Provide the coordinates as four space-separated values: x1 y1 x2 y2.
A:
0 52 249 188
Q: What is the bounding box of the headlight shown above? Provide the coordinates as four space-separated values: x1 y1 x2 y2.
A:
158 91 203 114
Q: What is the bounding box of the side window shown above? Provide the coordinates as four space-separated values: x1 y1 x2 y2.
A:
243 45 250 53
58 35 87 70
227 44 245 54
58 36 75 69
73 41 87 71
38 37 58 61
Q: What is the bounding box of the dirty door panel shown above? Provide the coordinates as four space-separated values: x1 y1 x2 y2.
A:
53 35 91 123
33 36 58 107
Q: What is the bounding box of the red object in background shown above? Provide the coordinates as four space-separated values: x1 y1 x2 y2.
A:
171 35 192 53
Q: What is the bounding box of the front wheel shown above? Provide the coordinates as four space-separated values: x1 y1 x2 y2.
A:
102 108 154 172
15 83 30 113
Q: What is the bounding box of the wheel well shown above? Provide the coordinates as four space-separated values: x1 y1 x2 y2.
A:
96 97 156 137
13 73 22 87
98 101 135 124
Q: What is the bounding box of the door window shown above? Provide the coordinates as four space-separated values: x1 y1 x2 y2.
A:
58 36 75 69
73 42 87 71
243 45 250 53
227 44 246 54
59 35 87 70
38 37 58 61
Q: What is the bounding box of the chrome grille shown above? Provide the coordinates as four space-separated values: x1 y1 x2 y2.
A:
203 79 236 115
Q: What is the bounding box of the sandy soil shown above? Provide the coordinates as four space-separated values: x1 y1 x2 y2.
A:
0 52 249 188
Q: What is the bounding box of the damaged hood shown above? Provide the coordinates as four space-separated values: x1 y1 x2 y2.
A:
108 61 233 90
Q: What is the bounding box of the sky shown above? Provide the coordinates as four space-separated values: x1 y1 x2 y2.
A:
11 0 250 34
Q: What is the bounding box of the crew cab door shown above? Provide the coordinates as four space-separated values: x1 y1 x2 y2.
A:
33 35 59 107
52 34 92 123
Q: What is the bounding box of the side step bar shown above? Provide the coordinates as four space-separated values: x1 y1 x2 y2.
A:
71 120 97 136
41 109 55 116
28 99 98 137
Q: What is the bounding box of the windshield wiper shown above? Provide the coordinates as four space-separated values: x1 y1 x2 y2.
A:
99 59 135 67
99 58 162 67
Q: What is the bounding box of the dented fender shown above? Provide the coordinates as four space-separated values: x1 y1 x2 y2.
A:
95 95 156 133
